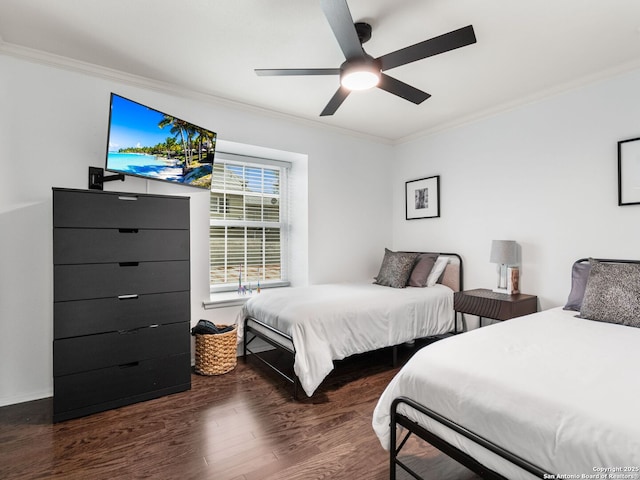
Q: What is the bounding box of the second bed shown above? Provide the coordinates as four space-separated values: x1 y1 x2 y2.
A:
238 252 463 398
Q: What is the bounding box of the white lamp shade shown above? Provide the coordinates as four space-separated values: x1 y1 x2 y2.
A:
490 240 517 265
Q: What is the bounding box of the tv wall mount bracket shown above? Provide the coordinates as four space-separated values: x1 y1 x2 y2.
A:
88 166 125 190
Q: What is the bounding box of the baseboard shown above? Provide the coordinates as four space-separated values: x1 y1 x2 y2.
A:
0 389 53 408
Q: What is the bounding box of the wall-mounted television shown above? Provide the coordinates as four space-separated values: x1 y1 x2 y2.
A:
104 93 216 189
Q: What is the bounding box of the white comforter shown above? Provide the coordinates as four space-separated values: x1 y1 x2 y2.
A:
238 283 454 397
372 307 640 479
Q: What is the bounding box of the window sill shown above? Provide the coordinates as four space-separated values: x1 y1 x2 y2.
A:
203 285 291 310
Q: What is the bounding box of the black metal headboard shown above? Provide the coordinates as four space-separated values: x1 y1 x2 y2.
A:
401 252 464 292
575 257 640 265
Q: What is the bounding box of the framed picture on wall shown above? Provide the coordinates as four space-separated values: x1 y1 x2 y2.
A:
406 175 440 220
618 137 640 206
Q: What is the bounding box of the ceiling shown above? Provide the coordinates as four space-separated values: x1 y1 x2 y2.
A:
2 0 640 142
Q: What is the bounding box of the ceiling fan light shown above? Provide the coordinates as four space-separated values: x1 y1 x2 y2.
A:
340 59 381 91
341 70 380 90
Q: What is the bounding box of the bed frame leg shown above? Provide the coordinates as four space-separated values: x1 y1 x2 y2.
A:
454 312 467 334
242 318 248 362
293 376 300 401
390 408 398 480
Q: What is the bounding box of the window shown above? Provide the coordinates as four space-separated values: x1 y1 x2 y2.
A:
211 196 228 215
209 153 290 292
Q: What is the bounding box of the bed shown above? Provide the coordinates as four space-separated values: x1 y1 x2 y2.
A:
238 251 463 398
372 258 640 480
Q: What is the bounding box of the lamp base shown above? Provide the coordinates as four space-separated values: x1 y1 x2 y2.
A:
492 287 510 294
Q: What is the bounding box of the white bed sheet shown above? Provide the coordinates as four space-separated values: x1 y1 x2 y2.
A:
372 307 640 479
238 282 454 397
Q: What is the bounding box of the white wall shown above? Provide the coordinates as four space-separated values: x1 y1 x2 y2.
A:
392 67 640 319
4 47 640 408
0 52 393 407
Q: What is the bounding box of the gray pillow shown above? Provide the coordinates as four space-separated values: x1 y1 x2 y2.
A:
563 262 591 311
407 253 438 287
374 249 419 289
580 259 640 328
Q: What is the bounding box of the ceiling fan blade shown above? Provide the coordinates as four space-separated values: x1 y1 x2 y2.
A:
320 86 350 116
378 74 431 104
255 68 340 76
378 25 476 71
320 0 365 60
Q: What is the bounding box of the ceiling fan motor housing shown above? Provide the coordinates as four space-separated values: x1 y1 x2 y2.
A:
355 22 372 44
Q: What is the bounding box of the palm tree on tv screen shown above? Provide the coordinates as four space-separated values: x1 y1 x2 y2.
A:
164 136 178 158
194 127 216 163
158 115 194 170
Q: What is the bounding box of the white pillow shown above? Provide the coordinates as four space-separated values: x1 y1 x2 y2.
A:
426 256 449 287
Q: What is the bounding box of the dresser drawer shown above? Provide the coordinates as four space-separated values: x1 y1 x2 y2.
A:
53 188 189 229
54 291 190 338
54 261 189 301
54 322 189 376
54 228 189 264
53 353 191 415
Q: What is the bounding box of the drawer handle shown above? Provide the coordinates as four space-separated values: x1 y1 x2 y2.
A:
118 328 140 334
118 361 139 368
118 325 158 333
119 262 139 267
118 195 138 201
118 228 139 234
118 294 139 300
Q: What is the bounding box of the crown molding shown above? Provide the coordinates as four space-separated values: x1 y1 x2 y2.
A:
5 38 638 147
0 40 392 146
396 57 640 145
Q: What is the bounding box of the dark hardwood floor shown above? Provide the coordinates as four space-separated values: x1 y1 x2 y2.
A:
0 344 481 480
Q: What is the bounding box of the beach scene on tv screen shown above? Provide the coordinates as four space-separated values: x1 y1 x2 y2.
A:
107 94 215 188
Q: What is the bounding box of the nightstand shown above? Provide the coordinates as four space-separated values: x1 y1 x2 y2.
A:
454 288 538 327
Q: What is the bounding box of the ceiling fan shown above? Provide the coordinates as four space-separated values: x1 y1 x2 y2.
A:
255 0 477 116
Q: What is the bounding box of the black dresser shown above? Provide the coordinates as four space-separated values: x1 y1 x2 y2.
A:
52 188 191 422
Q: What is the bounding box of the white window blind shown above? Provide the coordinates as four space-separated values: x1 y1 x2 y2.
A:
210 154 290 292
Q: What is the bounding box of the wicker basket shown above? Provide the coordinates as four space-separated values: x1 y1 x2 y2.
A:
194 324 238 375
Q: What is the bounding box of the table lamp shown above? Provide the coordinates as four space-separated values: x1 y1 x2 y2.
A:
490 240 517 294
